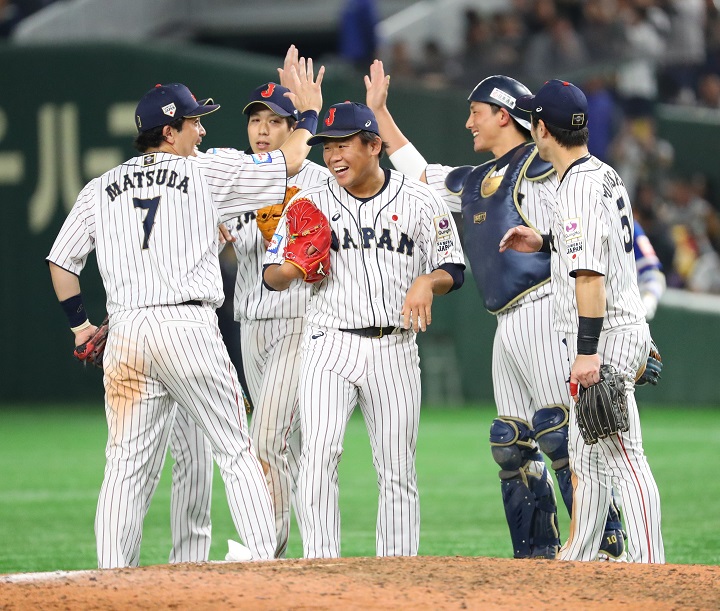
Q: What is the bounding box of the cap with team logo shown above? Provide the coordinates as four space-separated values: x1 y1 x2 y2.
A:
135 83 220 133
307 102 380 146
242 82 299 120
516 79 588 131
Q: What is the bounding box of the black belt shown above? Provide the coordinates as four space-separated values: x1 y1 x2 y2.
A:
180 300 205 306
340 326 401 338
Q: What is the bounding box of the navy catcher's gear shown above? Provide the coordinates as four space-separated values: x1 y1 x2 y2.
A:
457 144 552 313
499 467 560 559
490 416 560 558
533 406 572 514
468 75 532 131
490 417 539 473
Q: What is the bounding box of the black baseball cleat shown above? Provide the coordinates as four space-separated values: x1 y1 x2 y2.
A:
597 529 628 562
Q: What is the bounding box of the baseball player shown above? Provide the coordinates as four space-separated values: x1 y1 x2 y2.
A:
264 102 466 558
500 79 665 563
365 61 625 560
47 69 324 567
135 52 329 564
220 81 330 556
634 220 666 321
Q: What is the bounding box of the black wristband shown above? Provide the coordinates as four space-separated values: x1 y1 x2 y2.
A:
577 316 604 355
60 293 88 328
296 110 318 135
540 233 552 253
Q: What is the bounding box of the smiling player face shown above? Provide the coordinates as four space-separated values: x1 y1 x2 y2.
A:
322 135 383 198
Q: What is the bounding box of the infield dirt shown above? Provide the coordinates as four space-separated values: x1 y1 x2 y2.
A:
1 556 718 610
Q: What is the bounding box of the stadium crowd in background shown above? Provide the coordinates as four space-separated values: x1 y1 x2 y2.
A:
383 0 720 294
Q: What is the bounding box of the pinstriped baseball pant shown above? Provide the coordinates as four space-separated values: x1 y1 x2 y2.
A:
560 323 665 563
96 305 276 567
296 326 421 558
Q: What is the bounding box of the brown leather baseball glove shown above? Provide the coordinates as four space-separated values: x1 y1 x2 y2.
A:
74 315 109 368
256 185 301 242
284 197 331 283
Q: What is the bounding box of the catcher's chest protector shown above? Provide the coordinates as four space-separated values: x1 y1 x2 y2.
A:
454 144 552 313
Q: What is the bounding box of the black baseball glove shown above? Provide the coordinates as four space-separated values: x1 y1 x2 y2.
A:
575 364 630 445
635 339 663 386
74 316 109 368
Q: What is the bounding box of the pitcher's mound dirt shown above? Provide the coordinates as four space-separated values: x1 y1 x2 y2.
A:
1 556 718 610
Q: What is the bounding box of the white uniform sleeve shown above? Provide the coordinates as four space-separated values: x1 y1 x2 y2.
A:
194 148 288 221
560 180 609 277
46 180 97 275
425 163 461 213
422 187 465 270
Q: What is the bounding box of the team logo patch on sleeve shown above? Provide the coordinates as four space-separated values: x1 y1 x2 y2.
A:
268 233 283 254
434 214 455 256
250 153 273 164
563 217 584 257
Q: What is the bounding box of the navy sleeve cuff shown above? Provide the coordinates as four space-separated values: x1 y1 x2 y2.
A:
437 262 466 293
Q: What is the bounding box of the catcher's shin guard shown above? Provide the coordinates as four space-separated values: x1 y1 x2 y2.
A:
490 417 560 558
533 406 573 515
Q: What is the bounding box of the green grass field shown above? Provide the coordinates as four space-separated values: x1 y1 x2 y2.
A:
0 404 718 573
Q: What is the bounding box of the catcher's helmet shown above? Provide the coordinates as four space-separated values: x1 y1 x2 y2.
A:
468 75 532 131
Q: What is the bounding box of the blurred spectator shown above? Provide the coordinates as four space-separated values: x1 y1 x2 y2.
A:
339 0 378 71
695 72 720 108
614 1 669 118
522 16 589 80
449 8 494 89
387 40 417 82
584 74 619 162
485 11 525 76
610 116 674 203
658 174 720 292
633 180 677 277
417 40 449 89
580 0 627 64
657 0 707 103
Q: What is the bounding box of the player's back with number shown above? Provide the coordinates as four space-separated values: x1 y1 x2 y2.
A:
553 156 645 332
65 154 220 313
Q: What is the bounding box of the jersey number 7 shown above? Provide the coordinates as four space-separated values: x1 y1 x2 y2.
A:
133 196 161 249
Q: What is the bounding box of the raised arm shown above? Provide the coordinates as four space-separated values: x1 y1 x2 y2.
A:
280 52 324 176
364 59 428 182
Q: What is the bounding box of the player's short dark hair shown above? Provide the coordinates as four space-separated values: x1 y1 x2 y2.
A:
245 104 297 130
532 115 589 148
133 116 185 152
357 130 389 159
489 103 531 140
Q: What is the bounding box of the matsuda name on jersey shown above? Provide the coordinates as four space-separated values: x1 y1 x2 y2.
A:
104 168 191 202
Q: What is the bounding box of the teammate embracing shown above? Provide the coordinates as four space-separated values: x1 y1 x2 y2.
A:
500 79 664 563
365 61 625 560
264 101 466 558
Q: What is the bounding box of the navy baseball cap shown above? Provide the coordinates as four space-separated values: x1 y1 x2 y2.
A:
307 102 380 146
242 82 299 120
516 79 588 131
135 83 220 133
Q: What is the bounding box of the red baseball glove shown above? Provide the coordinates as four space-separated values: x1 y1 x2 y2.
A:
74 315 109 368
284 197 332 283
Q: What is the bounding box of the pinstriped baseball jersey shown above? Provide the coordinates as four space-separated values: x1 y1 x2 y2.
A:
48 151 287 314
229 159 330 321
425 160 558 307
47 147 292 567
550 156 646 333
265 169 465 328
